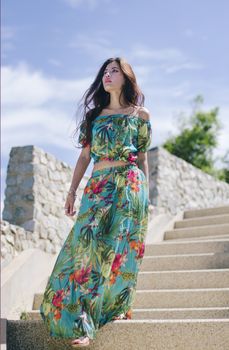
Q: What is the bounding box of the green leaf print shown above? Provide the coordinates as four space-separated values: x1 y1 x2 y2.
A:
115 287 132 305
77 210 92 222
91 270 102 284
96 243 115 278
115 173 126 188
101 251 115 279
121 272 136 281
41 285 55 316
50 256 74 280
79 225 94 247
66 303 80 313
98 208 115 236
72 327 85 338
43 285 55 304
90 298 103 327
42 301 52 316
97 124 113 143
137 120 152 152
52 321 73 338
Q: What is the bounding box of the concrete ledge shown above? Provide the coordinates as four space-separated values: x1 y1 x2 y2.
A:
6 319 229 350
146 210 184 244
1 249 58 318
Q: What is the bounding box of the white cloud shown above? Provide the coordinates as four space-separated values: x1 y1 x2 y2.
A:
131 46 187 61
68 33 122 59
1 62 96 159
2 107 76 155
164 62 204 74
2 62 92 107
68 37 203 76
144 81 192 100
129 46 204 75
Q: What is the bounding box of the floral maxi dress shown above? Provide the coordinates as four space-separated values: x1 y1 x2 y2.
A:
39 112 152 340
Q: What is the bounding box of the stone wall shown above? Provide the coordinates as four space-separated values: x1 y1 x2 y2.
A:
2 145 89 265
148 147 229 215
1 220 43 268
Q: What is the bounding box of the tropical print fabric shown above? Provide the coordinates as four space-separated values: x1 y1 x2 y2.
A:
78 113 152 164
40 113 152 340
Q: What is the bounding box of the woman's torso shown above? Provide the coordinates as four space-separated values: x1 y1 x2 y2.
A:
86 105 152 173
92 106 140 172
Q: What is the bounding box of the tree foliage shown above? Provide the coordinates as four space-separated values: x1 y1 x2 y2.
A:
163 95 228 183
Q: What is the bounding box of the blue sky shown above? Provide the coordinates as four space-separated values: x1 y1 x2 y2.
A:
2 0 229 215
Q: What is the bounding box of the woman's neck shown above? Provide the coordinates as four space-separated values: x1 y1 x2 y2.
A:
101 105 138 115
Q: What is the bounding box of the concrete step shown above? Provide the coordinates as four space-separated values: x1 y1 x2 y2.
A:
140 252 229 271
33 288 229 310
144 237 229 255
169 233 229 242
45 252 229 276
132 307 229 319
24 306 229 321
40 269 229 295
136 269 229 289
174 214 229 229
133 288 229 308
164 223 229 240
184 205 229 219
6 319 229 350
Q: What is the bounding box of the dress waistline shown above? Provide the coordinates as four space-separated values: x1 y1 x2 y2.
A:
91 163 138 178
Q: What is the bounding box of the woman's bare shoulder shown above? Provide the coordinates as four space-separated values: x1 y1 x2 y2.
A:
137 106 151 121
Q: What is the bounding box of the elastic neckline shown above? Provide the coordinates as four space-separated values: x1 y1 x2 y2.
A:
93 113 150 123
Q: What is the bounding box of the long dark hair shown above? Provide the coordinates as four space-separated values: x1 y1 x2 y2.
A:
73 57 145 148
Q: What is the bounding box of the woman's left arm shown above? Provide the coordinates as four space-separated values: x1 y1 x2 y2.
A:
137 153 149 201
136 107 152 199
137 153 149 184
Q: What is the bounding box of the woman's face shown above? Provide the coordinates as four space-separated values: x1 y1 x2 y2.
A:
102 61 125 92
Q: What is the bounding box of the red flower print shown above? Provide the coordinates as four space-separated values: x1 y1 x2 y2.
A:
130 240 145 259
109 251 128 285
137 241 145 259
109 273 116 285
69 264 92 285
52 289 65 308
130 241 138 251
54 308 62 320
131 183 140 192
90 178 108 194
127 153 137 164
111 253 123 272
127 169 141 192
84 186 91 194
127 169 138 182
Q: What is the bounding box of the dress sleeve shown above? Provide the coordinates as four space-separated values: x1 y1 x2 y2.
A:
137 119 152 152
78 121 89 147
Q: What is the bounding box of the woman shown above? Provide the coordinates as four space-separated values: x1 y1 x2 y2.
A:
40 57 152 347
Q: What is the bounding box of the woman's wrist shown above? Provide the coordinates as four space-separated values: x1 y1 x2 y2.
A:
67 187 77 197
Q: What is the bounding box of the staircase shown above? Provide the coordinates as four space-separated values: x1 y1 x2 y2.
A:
6 205 229 349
